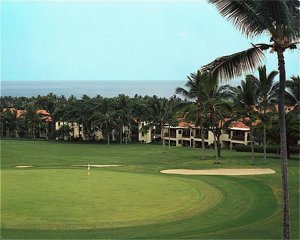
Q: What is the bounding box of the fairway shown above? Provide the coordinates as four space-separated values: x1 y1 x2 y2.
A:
1 139 299 239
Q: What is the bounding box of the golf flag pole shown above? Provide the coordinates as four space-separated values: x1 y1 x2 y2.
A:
88 163 91 193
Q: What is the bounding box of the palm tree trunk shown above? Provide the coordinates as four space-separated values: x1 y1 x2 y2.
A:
213 128 219 164
168 125 171 149
106 122 110 147
45 123 49 140
161 126 165 149
120 126 123 144
250 125 255 165
200 125 205 160
15 129 19 138
277 50 290 240
33 126 36 139
125 128 128 145
217 134 221 158
263 123 267 164
211 113 219 163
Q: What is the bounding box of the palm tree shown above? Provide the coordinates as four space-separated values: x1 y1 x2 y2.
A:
98 99 116 147
250 66 278 163
2 109 25 137
233 77 259 165
176 71 209 159
202 2 299 237
115 94 133 144
165 98 179 150
177 71 233 162
286 75 300 110
25 106 42 139
148 96 169 148
205 80 233 163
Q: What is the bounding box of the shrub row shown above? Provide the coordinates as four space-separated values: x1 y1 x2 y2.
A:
234 145 300 154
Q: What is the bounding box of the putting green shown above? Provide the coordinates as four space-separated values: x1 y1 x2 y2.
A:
1 169 221 230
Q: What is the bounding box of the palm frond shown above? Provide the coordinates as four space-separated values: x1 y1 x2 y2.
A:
262 0 300 41
208 0 269 37
201 45 266 81
175 87 189 98
209 0 300 41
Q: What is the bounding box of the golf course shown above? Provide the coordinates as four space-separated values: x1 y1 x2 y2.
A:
1 139 299 239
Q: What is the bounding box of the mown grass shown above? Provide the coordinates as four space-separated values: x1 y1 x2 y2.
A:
0 139 299 239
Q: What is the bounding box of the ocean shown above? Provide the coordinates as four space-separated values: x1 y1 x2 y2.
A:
1 80 185 98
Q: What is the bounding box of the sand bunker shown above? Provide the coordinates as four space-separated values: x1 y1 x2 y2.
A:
15 165 34 168
160 168 276 176
72 164 121 168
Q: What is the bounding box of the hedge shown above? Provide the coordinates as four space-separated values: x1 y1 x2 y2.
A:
234 144 300 154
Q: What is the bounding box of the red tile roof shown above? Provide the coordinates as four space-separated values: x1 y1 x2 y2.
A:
178 121 194 127
2 108 52 122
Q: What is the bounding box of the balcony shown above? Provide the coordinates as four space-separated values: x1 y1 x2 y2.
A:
194 133 208 139
231 135 245 141
221 134 230 141
182 132 190 138
165 133 176 138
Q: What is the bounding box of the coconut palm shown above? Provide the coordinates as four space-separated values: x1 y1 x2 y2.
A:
2 109 25 137
98 99 116 147
165 98 179 150
115 94 133 144
205 79 233 163
202 1 299 237
233 77 259 165
286 75 300 110
250 66 279 163
25 106 42 139
177 71 233 162
147 96 170 148
176 71 209 159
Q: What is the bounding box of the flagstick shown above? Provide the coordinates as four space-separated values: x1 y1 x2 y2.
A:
89 172 91 193
88 163 91 193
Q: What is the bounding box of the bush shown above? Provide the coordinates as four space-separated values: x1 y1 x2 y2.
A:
290 146 300 154
234 144 300 155
234 145 280 153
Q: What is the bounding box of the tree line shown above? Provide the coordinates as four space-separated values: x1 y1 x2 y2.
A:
1 67 298 157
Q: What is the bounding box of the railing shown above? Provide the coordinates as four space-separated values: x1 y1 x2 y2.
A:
182 140 190 147
164 133 176 138
231 135 245 141
195 133 208 139
182 133 190 138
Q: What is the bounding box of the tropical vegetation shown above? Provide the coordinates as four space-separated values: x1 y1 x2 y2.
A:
201 1 299 238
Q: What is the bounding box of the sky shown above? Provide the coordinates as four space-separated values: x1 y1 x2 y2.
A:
1 0 299 84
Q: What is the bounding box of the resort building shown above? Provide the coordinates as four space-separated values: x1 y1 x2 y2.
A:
138 121 168 144
1 108 52 138
55 121 104 141
139 119 258 149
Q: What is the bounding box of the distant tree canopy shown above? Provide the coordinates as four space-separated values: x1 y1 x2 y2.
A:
1 73 299 155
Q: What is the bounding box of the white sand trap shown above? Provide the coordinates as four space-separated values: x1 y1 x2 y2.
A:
72 164 121 168
15 165 34 168
160 168 276 176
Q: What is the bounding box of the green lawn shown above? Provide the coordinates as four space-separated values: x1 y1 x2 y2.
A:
1 139 299 239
